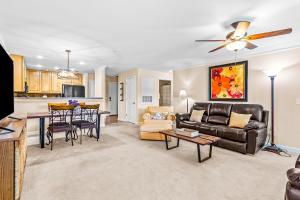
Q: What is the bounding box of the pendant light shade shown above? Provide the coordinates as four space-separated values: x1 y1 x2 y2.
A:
57 50 79 80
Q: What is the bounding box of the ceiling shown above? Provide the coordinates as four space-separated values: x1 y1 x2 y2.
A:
1 0 300 74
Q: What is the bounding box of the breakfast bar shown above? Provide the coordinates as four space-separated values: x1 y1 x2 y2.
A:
14 97 108 145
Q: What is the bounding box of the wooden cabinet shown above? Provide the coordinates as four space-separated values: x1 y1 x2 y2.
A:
71 74 83 85
27 69 83 93
27 69 41 93
40 71 51 93
0 119 27 200
10 54 26 92
51 72 63 93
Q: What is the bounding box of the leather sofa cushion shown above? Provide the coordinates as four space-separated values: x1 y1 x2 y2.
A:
217 126 247 142
231 104 264 122
179 121 200 130
198 122 218 136
209 103 232 117
216 138 247 154
190 102 211 122
208 116 229 125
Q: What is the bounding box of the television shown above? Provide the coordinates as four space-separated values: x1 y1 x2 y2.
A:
0 44 14 121
62 84 85 97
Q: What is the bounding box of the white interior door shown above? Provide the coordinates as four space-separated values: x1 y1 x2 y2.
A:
126 76 136 123
108 82 118 115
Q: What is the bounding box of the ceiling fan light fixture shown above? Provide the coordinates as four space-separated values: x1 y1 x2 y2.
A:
226 41 247 51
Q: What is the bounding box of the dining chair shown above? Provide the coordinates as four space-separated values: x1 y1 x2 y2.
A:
72 104 100 144
48 103 68 112
46 105 75 150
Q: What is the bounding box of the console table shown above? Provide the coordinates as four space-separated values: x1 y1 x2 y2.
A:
0 118 27 200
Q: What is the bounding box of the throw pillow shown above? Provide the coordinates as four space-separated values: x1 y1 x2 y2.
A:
190 110 205 122
229 112 252 128
150 112 168 120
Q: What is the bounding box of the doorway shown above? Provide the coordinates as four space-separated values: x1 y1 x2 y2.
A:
126 76 137 123
159 80 171 106
108 82 118 115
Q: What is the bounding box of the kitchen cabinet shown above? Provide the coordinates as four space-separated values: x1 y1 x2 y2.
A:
27 69 83 93
51 72 63 93
27 69 41 93
10 54 26 92
40 71 51 93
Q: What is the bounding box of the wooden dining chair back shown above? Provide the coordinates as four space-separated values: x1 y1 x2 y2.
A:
47 105 75 150
48 103 68 112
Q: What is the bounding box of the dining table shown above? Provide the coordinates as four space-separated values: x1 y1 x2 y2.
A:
27 110 110 148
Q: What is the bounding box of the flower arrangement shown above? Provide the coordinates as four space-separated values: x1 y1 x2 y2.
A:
68 99 80 107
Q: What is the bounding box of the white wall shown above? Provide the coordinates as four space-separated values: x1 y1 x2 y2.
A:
173 47 300 148
118 68 173 123
94 66 106 98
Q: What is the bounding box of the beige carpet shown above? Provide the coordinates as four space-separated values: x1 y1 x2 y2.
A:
22 122 295 200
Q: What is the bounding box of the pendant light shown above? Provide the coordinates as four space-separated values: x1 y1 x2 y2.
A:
57 50 79 80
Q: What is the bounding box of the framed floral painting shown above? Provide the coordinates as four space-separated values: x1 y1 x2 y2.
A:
209 61 248 101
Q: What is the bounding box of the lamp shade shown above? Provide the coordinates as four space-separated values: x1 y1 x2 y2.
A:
179 89 187 97
263 68 282 77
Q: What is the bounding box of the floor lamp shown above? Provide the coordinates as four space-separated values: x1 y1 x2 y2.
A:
179 89 189 113
263 69 288 155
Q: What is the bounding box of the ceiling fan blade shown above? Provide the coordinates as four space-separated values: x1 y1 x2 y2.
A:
245 28 292 40
195 39 226 42
209 43 229 53
245 41 258 50
232 21 250 38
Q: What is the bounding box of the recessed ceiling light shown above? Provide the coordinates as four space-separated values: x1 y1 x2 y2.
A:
54 66 60 70
36 64 42 68
79 61 85 65
37 55 43 59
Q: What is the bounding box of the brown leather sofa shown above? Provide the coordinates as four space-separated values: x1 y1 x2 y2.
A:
286 155 300 200
176 102 269 154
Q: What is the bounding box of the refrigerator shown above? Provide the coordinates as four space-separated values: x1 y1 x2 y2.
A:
62 84 85 97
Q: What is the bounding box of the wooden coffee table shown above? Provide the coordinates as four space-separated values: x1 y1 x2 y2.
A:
159 130 220 163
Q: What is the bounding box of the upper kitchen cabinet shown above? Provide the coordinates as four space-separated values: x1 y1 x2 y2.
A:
71 74 83 85
27 69 41 93
51 71 63 93
10 54 26 92
40 71 51 93
26 69 83 93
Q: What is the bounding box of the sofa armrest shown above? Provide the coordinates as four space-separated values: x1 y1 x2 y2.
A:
262 110 269 127
175 113 191 121
175 113 191 128
142 112 151 121
167 114 176 121
295 155 300 168
246 128 267 154
244 121 267 131
287 168 300 190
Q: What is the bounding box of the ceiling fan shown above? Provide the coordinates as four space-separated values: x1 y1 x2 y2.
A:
195 21 292 53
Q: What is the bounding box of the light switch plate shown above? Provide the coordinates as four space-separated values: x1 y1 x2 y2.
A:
297 98 300 105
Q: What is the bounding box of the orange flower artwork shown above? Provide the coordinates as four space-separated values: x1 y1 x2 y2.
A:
209 61 248 101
